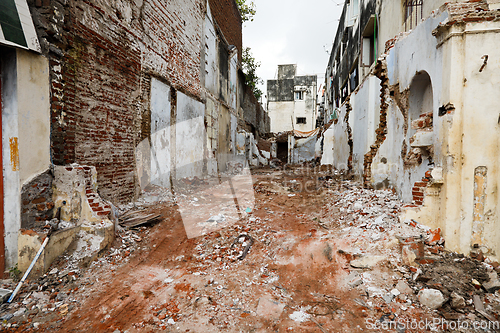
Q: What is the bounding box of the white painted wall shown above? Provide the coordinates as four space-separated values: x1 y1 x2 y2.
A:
176 92 205 179
377 11 446 200
204 4 218 96
150 78 171 188
449 20 500 257
2 50 21 268
17 49 50 186
350 76 380 178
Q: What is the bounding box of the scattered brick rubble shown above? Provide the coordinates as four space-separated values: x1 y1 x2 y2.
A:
2 168 500 331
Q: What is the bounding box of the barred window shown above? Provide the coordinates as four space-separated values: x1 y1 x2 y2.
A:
403 0 423 31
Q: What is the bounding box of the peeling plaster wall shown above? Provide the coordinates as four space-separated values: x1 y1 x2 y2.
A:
1 47 51 268
29 0 205 204
448 20 500 258
229 54 238 110
332 102 350 170
321 127 335 165
1 48 21 268
330 75 379 174
291 136 318 164
373 11 447 198
349 5 500 259
176 92 205 180
350 76 380 178
204 4 218 96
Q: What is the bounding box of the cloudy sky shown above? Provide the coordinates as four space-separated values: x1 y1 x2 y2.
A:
242 0 345 98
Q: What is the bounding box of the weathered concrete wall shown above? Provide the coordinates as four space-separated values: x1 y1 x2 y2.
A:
437 18 500 259
241 84 269 136
150 78 171 188
291 136 318 164
267 71 317 134
1 48 21 268
331 102 351 171
328 2 500 261
17 49 50 186
268 101 294 133
375 11 447 201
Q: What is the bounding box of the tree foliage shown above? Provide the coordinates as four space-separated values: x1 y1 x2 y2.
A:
236 1 262 100
242 47 263 100
235 0 256 23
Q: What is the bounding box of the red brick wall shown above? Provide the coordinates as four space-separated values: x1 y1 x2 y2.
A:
30 0 205 204
207 0 243 62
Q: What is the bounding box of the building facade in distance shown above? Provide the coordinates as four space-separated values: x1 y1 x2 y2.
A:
267 65 317 133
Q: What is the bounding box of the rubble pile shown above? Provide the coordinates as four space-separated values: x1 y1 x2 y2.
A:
2 169 500 331
0 226 147 330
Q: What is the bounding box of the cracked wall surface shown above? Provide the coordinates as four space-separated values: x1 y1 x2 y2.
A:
325 0 500 260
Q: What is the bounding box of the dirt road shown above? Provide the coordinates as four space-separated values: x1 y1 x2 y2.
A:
2 167 500 332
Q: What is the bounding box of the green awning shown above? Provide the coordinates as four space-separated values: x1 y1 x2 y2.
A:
0 0 40 52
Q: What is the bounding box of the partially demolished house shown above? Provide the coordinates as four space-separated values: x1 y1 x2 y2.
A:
0 0 269 275
323 0 500 259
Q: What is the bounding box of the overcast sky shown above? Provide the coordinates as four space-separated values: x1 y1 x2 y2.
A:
242 0 345 98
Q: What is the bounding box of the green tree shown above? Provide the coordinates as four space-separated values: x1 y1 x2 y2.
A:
236 0 256 23
242 47 263 100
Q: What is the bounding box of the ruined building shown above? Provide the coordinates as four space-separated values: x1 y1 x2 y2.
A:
0 0 269 275
322 0 500 260
267 64 318 133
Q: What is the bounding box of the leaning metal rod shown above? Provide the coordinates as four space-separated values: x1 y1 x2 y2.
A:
8 232 51 303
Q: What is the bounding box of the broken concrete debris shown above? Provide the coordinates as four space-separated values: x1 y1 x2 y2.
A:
450 292 466 310
418 289 447 310
3 168 500 331
350 255 386 269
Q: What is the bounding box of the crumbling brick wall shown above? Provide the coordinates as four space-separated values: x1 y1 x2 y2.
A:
207 0 242 62
20 170 54 230
241 84 269 138
28 0 205 204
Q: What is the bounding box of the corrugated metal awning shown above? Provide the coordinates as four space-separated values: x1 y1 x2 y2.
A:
0 0 40 52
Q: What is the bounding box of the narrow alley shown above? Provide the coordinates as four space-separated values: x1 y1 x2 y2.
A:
1 0 500 331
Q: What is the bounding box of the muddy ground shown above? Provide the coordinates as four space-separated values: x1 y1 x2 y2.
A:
1 167 500 332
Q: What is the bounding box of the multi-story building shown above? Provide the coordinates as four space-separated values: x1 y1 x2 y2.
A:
267 64 317 133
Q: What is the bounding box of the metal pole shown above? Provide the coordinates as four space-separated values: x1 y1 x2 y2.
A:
8 235 50 303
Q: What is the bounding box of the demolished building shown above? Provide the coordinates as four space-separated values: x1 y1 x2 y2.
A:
0 0 269 276
323 0 500 260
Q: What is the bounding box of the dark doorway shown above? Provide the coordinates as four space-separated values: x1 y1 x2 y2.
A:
277 142 288 164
